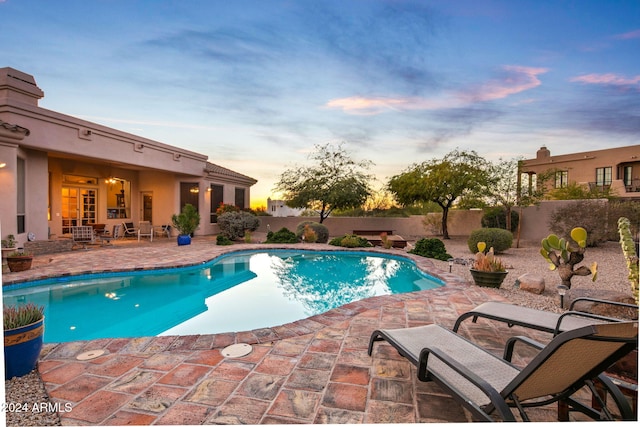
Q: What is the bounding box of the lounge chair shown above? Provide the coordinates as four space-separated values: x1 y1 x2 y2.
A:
137 221 153 242
71 226 95 249
368 321 638 421
453 298 638 336
121 222 137 238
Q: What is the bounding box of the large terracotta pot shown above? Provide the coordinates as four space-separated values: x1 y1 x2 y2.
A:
6 255 33 272
4 317 44 379
470 269 508 288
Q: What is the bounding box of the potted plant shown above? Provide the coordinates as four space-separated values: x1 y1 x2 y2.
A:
171 203 201 246
4 303 45 379
469 242 508 288
2 234 17 273
6 249 33 272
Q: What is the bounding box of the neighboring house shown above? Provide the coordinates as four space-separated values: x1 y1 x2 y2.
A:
266 198 304 217
0 67 256 246
518 145 640 199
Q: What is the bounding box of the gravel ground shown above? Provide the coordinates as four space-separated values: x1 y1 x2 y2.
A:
427 237 636 313
4 237 636 426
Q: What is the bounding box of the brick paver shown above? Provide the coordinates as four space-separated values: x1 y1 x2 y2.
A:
3 237 616 424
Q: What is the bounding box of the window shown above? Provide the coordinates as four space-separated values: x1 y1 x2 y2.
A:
105 178 130 219
180 182 199 211
17 157 25 233
235 188 246 210
554 171 568 188
623 166 633 187
210 184 223 223
595 167 612 187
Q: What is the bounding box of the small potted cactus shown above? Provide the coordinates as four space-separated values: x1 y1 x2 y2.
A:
470 242 508 288
540 227 597 289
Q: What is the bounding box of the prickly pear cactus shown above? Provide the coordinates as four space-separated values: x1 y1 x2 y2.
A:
540 227 597 289
617 217 639 304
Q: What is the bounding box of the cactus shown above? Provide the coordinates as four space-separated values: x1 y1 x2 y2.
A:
472 242 507 272
617 217 639 304
540 227 596 288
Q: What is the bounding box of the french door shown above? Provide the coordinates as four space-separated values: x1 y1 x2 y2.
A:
61 187 97 234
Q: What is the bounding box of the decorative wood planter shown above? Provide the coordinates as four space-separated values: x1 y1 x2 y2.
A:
4 317 44 379
470 269 508 288
6 255 33 272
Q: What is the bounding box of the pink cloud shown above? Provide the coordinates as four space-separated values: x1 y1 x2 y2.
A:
326 65 548 115
570 73 640 87
612 29 640 40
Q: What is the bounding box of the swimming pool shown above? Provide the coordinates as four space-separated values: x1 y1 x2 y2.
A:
2 250 444 343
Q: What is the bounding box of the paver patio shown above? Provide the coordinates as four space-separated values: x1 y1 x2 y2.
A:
2 236 620 423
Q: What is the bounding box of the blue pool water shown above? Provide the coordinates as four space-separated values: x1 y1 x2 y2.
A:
2 250 444 343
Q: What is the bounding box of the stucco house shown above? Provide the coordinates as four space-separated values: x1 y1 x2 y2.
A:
0 67 256 249
518 145 640 199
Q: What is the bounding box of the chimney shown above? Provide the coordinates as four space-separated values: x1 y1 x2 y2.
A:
0 67 44 107
536 146 550 160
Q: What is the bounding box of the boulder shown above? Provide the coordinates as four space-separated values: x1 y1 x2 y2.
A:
565 288 637 319
515 273 545 295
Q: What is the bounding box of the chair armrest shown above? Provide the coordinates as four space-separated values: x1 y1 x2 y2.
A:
419 347 514 421
554 311 624 336
503 335 545 362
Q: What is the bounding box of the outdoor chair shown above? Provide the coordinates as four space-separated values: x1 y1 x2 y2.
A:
71 226 95 249
154 224 171 238
121 222 137 238
368 321 638 421
453 298 639 336
137 221 153 242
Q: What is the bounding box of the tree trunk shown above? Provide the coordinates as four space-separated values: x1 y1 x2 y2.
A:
441 207 450 239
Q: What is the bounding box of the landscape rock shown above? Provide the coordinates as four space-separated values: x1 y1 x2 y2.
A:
515 273 545 295
565 288 637 319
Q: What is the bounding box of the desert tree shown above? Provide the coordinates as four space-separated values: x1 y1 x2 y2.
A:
388 149 492 239
274 142 374 223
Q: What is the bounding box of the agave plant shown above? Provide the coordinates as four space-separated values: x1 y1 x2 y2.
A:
540 227 597 289
3 303 44 330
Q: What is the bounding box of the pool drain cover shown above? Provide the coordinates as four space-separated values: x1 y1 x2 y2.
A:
76 349 105 361
221 343 252 358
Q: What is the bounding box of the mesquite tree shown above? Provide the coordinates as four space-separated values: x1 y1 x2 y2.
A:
274 142 373 223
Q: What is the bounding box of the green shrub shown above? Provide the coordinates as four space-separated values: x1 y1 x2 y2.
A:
467 228 513 254
265 227 299 243
218 211 261 240
295 221 329 243
216 234 234 245
409 238 452 261
550 200 640 246
481 207 519 232
328 234 372 248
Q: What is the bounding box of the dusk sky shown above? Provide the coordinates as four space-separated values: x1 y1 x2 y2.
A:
2 0 639 207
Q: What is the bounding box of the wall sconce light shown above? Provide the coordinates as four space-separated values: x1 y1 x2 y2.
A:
207 187 212 192
190 186 199 194
0 162 6 168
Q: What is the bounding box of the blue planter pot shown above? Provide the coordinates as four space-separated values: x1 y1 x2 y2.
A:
4 317 44 379
177 234 191 246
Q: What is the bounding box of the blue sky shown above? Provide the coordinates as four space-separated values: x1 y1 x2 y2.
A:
2 0 639 207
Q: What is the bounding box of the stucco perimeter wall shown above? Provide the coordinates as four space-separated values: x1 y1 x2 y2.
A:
254 201 614 246
517 199 610 244
255 210 484 238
